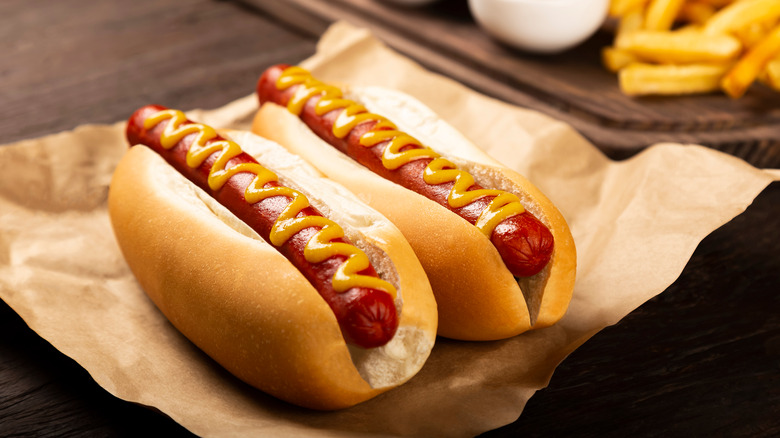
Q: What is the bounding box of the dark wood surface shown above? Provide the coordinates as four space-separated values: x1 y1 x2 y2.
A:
1 0 778 437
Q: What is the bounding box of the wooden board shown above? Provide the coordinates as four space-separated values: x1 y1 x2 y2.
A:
0 0 317 145
242 0 780 168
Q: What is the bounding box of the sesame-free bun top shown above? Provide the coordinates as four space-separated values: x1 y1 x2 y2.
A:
108 131 437 410
253 87 576 340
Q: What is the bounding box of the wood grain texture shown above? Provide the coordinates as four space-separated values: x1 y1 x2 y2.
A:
1 0 778 437
0 0 316 144
242 0 780 168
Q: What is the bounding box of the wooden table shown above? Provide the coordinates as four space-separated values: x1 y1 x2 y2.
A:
2 0 778 436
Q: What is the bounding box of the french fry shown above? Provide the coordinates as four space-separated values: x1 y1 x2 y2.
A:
704 0 780 36
619 63 730 95
675 24 704 34
618 5 646 36
697 0 735 7
604 5 645 73
644 0 686 30
763 57 780 90
678 1 717 25
607 0 780 98
610 0 650 17
733 20 777 48
617 30 742 64
603 47 642 72
722 24 780 98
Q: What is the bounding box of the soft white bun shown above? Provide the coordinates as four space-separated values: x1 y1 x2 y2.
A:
253 87 576 341
108 131 437 410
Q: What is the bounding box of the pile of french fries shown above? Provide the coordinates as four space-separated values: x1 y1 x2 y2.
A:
605 0 780 97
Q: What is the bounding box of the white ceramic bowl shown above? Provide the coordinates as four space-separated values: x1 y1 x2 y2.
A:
468 0 610 54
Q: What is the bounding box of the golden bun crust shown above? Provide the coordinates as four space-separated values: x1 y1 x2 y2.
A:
252 89 576 341
108 137 437 410
351 86 576 331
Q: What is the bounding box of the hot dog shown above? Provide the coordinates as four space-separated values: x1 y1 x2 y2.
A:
253 65 577 341
109 105 437 409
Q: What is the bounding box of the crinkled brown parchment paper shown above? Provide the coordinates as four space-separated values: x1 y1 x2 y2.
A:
0 22 777 438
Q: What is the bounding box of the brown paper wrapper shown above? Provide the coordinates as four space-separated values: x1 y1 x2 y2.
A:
0 22 776 437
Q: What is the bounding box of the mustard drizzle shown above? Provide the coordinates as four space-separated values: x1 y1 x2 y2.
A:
143 109 396 298
275 66 525 237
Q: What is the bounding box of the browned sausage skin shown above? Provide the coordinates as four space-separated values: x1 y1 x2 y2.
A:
126 105 398 349
257 65 553 278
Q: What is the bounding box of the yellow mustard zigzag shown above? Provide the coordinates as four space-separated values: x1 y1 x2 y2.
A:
276 66 525 236
143 109 396 298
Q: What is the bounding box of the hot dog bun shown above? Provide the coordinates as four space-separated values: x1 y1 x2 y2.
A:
253 87 576 341
108 130 437 410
